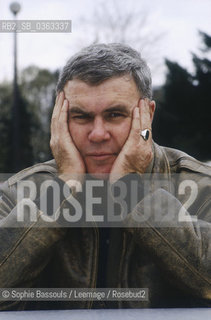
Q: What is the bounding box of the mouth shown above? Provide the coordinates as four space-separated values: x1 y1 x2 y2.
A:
86 153 116 161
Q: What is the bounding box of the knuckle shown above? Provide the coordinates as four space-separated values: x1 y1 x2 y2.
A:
134 127 140 134
132 128 140 139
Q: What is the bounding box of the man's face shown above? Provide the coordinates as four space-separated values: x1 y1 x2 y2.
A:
64 76 141 175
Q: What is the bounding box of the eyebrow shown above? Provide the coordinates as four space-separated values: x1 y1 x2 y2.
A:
69 107 94 117
69 105 130 116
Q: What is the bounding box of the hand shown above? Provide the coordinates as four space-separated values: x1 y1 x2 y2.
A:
50 92 86 180
109 99 154 184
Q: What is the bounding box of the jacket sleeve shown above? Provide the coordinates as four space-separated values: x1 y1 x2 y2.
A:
125 184 211 301
0 178 69 311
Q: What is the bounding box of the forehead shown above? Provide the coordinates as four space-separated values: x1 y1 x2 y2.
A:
63 76 141 112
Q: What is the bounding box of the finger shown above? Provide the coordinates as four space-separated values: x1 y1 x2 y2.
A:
125 107 141 145
139 99 152 131
58 99 73 142
51 92 64 134
55 93 59 104
51 92 61 134
52 91 64 120
131 107 141 131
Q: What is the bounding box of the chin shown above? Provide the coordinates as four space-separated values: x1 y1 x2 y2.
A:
85 159 114 179
86 166 112 180
88 173 110 180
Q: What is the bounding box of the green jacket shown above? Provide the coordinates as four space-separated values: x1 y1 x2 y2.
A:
0 143 210 310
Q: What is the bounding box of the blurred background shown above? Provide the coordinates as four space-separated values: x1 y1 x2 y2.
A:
0 0 210 173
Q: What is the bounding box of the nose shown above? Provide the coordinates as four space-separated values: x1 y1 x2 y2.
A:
88 117 110 143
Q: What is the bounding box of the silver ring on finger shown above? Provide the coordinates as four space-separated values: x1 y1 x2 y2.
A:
140 129 150 141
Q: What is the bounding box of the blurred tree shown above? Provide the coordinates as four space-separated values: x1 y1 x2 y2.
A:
20 66 59 163
77 0 165 73
0 83 12 172
0 67 58 173
153 32 211 161
0 82 33 172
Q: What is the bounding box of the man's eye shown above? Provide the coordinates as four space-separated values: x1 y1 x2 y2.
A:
109 112 124 118
72 114 89 119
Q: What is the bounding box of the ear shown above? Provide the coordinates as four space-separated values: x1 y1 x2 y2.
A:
149 100 156 122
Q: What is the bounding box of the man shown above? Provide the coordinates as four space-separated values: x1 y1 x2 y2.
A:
0 43 210 311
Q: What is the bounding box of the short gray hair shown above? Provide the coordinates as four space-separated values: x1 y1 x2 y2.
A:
56 43 152 99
